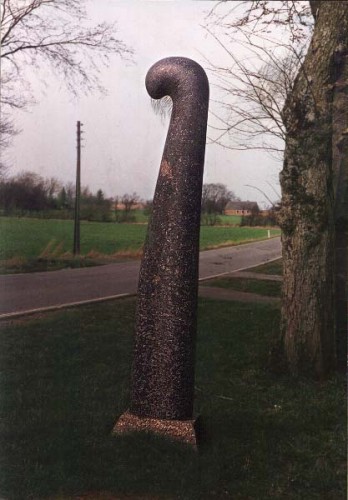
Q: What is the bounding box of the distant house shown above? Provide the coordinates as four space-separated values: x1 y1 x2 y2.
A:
224 201 259 216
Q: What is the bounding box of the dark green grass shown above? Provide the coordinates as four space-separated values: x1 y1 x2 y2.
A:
0 299 345 499
251 258 283 275
202 277 282 296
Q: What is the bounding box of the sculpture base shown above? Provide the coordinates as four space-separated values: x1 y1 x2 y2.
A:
113 410 199 447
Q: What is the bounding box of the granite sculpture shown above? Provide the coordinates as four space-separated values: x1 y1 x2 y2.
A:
114 57 209 445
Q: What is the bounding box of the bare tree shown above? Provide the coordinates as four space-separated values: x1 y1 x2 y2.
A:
201 183 238 225
44 177 62 198
1 0 132 106
113 193 140 223
0 114 19 177
205 46 302 157
113 196 120 222
64 182 75 208
121 192 140 222
0 0 133 169
204 2 312 157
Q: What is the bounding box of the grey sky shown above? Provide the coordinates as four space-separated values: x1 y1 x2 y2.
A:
7 0 281 207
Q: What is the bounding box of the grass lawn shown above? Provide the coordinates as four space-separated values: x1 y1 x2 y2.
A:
119 212 242 226
216 214 242 225
0 218 148 261
0 217 280 273
251 258 283 275
0 298 345 499
202 277 282 296
127 209 149 223
199 226 279 251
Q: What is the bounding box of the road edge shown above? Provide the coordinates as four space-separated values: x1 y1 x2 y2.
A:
0 255 282 320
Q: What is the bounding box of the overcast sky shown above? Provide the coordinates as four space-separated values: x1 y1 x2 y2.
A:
7 0 282 207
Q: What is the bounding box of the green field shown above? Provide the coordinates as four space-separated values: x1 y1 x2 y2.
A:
0 298 345 499
129 212 242 226
200 225 279 250
0 218 148 261
0 217 280 262
218 214 242 225
127 209 149 223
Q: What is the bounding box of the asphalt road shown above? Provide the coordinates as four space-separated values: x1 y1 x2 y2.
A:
0 237 281 318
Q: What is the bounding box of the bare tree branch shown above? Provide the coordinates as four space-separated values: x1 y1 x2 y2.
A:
0 0 133 173
1 0 133 109
203 1 313 159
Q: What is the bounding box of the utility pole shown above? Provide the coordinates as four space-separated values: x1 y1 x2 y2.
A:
73 121 82 255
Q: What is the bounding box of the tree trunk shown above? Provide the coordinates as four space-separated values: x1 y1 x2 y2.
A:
332 48 348 369
278 1 348 377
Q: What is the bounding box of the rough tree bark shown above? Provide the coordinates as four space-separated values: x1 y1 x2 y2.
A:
332 42 348 369
278 1 348 376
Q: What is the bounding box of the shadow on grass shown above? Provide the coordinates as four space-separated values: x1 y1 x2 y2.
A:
201 277 282 296
0 298 345 499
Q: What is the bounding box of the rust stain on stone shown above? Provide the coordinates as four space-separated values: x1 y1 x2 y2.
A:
160 160 173 179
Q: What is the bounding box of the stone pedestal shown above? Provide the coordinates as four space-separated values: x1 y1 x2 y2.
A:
113 410 199 447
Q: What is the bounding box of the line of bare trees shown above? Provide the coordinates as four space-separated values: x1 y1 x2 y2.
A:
0 175 254 226
0 171 144 223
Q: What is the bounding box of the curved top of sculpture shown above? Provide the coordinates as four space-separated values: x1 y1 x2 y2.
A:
145 56 209 103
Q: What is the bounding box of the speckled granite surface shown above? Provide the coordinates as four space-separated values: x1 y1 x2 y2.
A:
128 57 209 422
